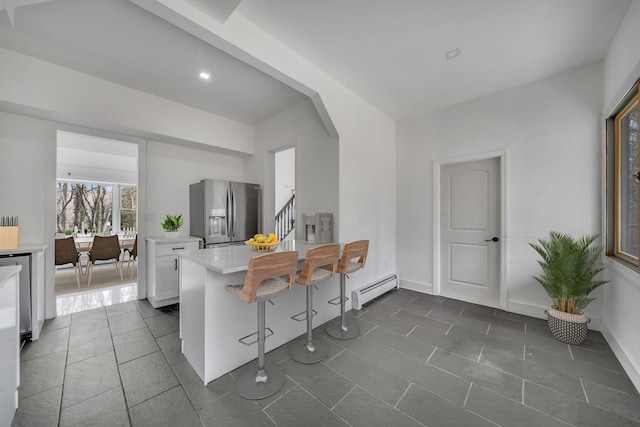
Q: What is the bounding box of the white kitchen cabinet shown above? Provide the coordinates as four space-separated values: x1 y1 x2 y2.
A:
146 237 200 308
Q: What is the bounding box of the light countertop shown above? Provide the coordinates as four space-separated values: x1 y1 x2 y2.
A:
146 236 202 244
0 244 47 256
180 240 329 274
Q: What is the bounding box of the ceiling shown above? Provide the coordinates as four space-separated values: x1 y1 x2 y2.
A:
236 0 631 119
0 0 307 125
56 131 137 184
0 0 633 125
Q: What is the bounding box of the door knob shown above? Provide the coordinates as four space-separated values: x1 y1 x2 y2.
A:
485 237 499 242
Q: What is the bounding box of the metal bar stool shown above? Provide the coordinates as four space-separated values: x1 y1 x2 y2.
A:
289 244 340 364
326 240 369 340
225 251 298 400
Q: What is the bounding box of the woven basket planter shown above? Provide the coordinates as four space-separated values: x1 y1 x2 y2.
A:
545 306 590 345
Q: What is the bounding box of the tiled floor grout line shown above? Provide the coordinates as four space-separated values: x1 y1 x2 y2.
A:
394 382 413 408
329 383 357 411
56 315 73 427
579 378 590 404
405 324 418 337
106 307 135 426
425 346 437 364
278 372 353 427
463 382 473 408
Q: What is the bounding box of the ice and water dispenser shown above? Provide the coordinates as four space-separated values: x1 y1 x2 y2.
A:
303 212 333 243
209 208 226 235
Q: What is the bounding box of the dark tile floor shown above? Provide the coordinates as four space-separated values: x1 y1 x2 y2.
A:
11 289 640 426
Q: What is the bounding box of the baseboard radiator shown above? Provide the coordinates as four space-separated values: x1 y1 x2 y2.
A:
351 274 399 310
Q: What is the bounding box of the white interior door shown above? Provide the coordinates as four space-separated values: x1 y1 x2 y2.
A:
440 158 500 307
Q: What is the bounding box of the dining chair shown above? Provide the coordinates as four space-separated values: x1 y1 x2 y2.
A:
54 237 82 288
86 235 123 286
125 235 138 278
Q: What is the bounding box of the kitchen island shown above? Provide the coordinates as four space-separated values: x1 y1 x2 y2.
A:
179 240 342 384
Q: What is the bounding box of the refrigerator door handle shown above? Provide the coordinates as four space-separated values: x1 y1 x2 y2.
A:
232 189 237 239
226 189 231 239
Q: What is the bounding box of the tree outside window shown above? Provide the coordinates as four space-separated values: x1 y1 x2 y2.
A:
57 182 113 234
120 186 137 230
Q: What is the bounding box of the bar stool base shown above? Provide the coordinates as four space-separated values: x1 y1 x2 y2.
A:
236 362 285 400
326 321 360 340
289 339 329 364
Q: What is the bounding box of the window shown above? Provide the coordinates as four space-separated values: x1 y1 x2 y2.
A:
56 181 137 235
56 182 114 234
120 186 137 230
609 84 640 267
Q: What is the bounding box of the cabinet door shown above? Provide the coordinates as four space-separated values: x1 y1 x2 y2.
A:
155 256 179 300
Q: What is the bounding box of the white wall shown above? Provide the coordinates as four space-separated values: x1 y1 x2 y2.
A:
0 112 51 246
604 0 640 113
145 140 244 236
249 99 339 241
601 0 640 391
397 62 604 320
0 112 56 318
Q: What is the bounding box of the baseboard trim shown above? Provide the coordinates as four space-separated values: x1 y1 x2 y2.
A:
600 324 640 394
398 278 433 294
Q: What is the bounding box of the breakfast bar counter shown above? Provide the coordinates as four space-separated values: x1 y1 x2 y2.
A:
179 240 342 384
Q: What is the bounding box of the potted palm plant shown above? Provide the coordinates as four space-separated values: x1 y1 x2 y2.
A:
529 232 609 345
162 214 184 238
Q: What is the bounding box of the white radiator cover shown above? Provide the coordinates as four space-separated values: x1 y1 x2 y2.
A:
351 274 399 310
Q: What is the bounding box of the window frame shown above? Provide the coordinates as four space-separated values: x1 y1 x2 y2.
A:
608 82 640 269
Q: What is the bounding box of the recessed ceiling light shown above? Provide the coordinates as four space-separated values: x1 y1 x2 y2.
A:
445 48 461 60
199 71 211 80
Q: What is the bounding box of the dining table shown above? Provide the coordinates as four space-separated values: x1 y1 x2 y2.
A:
74 235 136 253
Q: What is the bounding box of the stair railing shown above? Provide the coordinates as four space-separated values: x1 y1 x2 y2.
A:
275 194 295 241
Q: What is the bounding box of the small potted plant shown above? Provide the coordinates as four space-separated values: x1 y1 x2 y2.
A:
529 232 609 345
162 214 184 238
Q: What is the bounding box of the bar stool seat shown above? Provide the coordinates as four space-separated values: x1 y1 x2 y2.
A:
326 240 369 340
225 277 292 302
225 250 298 400
289 244 340 364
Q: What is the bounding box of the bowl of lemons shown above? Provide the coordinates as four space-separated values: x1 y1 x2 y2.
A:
245 233 279 252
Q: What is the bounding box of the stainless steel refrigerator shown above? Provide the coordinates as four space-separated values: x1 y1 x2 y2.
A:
189 179 261 247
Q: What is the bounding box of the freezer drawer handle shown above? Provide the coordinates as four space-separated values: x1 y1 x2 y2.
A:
171 247 185 250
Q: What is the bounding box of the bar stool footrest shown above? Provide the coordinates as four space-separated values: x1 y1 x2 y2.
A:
291 309 318 322
327 296 349 305
239 327 274 346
